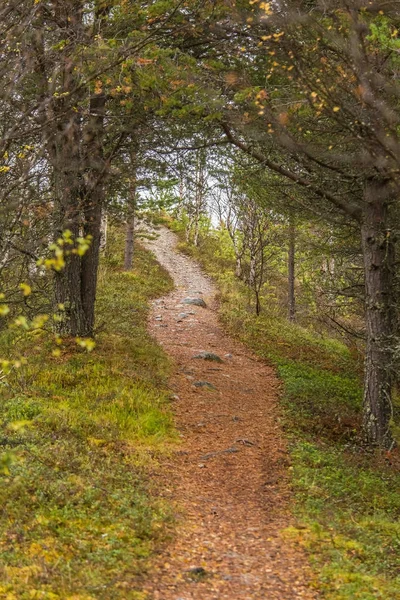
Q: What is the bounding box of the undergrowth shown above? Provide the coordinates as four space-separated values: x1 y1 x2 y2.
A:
168 218 400 600
0 231 175 600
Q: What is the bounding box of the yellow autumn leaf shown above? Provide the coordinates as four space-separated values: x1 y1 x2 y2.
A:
76 338 96 352
20 283 32 297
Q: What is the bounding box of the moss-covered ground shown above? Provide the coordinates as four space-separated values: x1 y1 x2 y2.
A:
0 231 175 600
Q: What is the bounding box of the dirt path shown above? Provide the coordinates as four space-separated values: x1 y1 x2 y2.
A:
143 226 318 600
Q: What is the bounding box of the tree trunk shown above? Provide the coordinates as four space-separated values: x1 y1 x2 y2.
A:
124 214 135 271
81 190 103 335
50 2 105 338
53 101 88 337
53 196 89 337
185 217 192 243
235 256 243 279
100 211 108 250
288 218 296 322
249 253 256 288
80 91 106 335
361 179 395 448
255 290 261 316
193 215 200 247
124 155 137 271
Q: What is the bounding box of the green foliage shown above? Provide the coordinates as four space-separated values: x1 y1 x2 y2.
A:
177 220 400 600
287 444 400 599
0 231 175 599
368 16 400 51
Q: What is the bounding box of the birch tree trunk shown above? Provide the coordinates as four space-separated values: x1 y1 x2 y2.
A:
100 212 108 251
235 256 243 279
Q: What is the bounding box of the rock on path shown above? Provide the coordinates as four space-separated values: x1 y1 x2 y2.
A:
142 226 319 600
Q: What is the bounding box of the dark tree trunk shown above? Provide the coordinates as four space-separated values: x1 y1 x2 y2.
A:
49 2 98 338
288 218 296 322
53 201 89 336
361 179 395 448
54 232 89 337
80 91 106 335
81 191 103 335
53 99 89 337
255 290 261 316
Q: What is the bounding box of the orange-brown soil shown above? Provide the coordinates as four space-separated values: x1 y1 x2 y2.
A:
143 226 319 600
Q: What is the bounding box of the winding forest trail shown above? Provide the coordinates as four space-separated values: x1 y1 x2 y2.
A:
143 226 318 600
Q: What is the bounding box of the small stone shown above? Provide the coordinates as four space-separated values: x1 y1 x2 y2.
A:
201 452 217 460
185 566 209 582
182 297 207 308
169 394 180 402
192 352 223 363
224 353 233 359
236 438 255 446
155 316 163 321
201 447 239 460
178 312 190 319
187 567 207 578
222 446 239 454
198 463 206 468
194 381 216 390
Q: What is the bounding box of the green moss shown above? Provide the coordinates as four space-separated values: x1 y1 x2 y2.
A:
0 231 175 599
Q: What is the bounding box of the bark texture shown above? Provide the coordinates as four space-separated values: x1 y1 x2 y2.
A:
52 9 89 336
123 156 137 271
124 214 136 271
81 92 106 334
361 179 395 448
235 257 243 279
51 4 107 337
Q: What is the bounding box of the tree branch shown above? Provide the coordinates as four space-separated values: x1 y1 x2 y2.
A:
220 122 362 222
